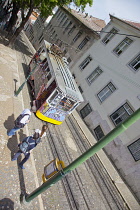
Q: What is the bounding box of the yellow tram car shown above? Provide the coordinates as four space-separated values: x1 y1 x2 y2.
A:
28 40 84 125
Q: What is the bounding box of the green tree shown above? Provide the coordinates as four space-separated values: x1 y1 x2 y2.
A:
6 0 93 45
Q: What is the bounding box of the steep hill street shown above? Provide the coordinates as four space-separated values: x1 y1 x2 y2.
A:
0 30 139 210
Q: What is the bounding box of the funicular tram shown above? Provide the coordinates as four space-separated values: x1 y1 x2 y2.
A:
28 40 84 125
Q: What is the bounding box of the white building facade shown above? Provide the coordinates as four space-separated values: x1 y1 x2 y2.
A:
71 15 140 201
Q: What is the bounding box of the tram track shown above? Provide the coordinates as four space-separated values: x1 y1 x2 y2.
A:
46 123 112 210
45 117 130 210
64 114 129 210
47 124 91 210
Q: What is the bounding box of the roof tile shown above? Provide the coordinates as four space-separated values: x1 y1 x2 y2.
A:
64 7 106 32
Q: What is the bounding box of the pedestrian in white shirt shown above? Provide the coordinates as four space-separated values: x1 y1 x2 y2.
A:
7 107 36 137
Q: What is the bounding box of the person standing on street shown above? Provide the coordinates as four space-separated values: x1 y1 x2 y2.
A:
33 124 47 139
12 132 40 169
7 107 36 137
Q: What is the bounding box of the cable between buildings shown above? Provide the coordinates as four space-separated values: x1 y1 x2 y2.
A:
48 25 140 39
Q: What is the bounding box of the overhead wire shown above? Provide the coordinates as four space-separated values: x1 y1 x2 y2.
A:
43 21 140 92
47 34 140 95
47 25 140 39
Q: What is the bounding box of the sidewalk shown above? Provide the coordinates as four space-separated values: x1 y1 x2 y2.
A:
0 34 44 209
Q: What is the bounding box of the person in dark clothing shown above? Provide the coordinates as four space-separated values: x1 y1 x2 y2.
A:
12 132 40 169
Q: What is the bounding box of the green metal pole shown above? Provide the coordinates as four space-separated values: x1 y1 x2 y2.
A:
14 64 37 97
25 108 140 202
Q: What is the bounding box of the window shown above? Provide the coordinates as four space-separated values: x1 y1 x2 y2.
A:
128 139 140 161
53 34 57 41
50 30 55 38
58 12 64 21
67 57 72 63
80 103 92 119
78 86 83 94
97 82 116 102
46 23 51 30
39 34 43 40
59 15 66 25
68 25 76 35
64 21 72 32
58 12 63 20
39 37 44 44
39 34 44 44
110 103 134 126
50 27 54 34
59 41 62 47
56 10 61 19
72 73 76 79
113 37 133 56
48 24 52 32
87 67 103 85
73 31 83 43
78 36 90 50
94 125 104 140
63 49 67 55
129 54 140 72
102 28 118 44
62 18 69 27
79 56 92 70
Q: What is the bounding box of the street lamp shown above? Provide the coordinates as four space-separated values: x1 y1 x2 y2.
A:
14 52 47 97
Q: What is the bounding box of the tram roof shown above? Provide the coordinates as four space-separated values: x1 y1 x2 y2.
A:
44 41 83 102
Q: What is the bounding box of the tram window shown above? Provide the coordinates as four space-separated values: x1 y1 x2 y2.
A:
49 91 58 103
42 58 47 63
59 98 75 111
48 90 62 106
59 97 67 106
46 66 50 72
37 48 41 54
70 102 79 111
40 49 45 54
47 73 52 81
41 61 48 70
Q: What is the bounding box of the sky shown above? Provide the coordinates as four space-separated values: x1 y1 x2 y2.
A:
75 0 140 24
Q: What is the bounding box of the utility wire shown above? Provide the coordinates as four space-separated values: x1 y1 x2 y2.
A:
42 21 140 91
46 25 140 39
47 35 140 93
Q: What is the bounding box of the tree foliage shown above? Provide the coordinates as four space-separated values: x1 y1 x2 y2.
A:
2 0 93 45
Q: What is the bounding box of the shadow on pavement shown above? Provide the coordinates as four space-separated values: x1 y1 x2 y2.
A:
4 115 28 195
7 129 26 159
4 114 15 132
0 198 14 210
17 130 28 195
22 62 29 77
15 36 33 57
7 136 18 159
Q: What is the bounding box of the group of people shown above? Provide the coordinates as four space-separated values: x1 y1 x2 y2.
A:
7 108 47 169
